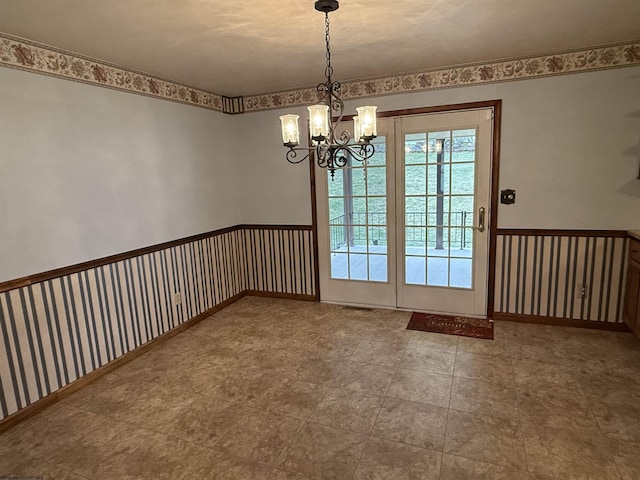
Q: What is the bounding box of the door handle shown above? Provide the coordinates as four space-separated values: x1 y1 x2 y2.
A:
472 206 485 233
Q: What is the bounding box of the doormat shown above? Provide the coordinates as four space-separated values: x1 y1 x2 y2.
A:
407 312 494 340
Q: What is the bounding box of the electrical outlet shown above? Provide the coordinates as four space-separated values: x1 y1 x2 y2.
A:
174 292 182 305
577 284 587 299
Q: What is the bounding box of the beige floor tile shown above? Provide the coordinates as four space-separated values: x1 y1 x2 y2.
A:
308 387 384 434
607 438 640 480
276 422 368 480
45 418 197 479
398 345 456 375
353 437 441 480
281 358 345 386
456 333 511 357
181 448 272 480
0 403 111 463
62 371 158 415
577 369 640 409
454 352 515 386
298 335 361 360
147 397 244 447
407 331 459 353
444 409 526 470
268 469 314 480
349 340 406 366
508 342 573 367
359 330 413 347
215 410 304 465
3 297 640 479
440 453 530 480
332 361 396 396
516 381 600 433
255 379 326 420
591 401 640 442
211 368 282 405
512 359 581 388
523 423 619 479
0 448 86 480
387 368 452 407
371 397 447 450
450 376 519 420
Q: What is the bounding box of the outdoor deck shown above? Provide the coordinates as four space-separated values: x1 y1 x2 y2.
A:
330 245 472 287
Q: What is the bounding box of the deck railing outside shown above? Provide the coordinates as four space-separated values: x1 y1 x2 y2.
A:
329 211 473 251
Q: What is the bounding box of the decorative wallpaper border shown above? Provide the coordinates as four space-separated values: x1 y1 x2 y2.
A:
1 31 638 114
0 33 223 111
243 40 640 112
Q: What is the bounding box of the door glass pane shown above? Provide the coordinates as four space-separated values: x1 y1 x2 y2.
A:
367 137 387 166
427 257 449 286
406 256 426 285
451 163 474 194
405 166 426 195
404 130 476 288
328 169 344 196
368 198 386 224
368 226 386 249
352 169 366 196
328 138 388 282
367 167 386 195
427 165 450 195
349 254 368 280
406 227 426 256
369 255 387 282
405 133 427 164
330 253 348 279
329 198 344 224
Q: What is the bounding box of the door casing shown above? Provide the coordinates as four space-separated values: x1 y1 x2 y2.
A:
308 100 502 317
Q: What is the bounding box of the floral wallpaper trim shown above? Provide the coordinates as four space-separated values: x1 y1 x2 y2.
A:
0 33 223 111
1 32 638 115
243 41 640 112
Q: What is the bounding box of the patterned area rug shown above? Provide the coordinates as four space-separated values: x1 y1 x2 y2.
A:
407 312 494 340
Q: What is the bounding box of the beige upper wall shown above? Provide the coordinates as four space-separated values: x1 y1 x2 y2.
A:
1 64 639 282
237 66 640 230
0 67 243 282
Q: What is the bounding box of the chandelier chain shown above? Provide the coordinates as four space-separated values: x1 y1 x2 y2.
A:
324 13 333 79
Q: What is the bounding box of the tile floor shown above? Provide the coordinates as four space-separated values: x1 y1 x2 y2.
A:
2 296 640 479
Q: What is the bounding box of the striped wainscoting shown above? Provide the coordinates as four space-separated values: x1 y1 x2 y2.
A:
494 229 629 326
244 225 316 297
0 225 314 423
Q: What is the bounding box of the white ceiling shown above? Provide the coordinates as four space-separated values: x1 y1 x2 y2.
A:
1 0 639 97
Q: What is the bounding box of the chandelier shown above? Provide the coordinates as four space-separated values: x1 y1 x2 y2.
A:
279 0 378 177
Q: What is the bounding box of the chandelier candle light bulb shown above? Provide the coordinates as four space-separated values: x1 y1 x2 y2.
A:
279 114 300 147
279 0 377 177
356 106 377 139
308 104 330 141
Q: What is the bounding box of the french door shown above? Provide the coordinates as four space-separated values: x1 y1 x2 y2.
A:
316 108 494 316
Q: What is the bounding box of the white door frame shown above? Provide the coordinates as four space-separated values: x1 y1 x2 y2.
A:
310 100 502 317
395 109 493 316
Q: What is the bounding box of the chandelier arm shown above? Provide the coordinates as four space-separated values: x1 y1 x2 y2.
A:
285 147 312 164
315 143 331 169
356 143 376 162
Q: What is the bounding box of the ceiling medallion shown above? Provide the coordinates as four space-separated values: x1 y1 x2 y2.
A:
279 0 377 178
